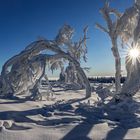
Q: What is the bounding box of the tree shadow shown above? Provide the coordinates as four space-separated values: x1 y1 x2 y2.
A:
52 89 72 92
61 107 104 140
0 99 28 104
61 122 93 140
8 123 32 131
0 95 139 139
105 126 128 140
61 97 140 140
0 109 40 123
105 111 140 140
105 116 140 140
0 97 87 127
104 99 140 140
0 96 28 104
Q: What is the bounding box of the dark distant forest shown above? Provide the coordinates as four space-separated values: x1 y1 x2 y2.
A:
48 76 126 84
88 76 126 83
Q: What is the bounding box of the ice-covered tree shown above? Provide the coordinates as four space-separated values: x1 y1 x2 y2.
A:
96 1 122 94
117 0 140 100
96 0 140 100
58 26 89 88
0 25 91 100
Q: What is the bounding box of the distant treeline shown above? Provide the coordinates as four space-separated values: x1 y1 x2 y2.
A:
49 76 126 83
88 76 126 83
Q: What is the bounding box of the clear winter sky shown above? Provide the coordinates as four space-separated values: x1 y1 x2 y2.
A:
0 0 133 77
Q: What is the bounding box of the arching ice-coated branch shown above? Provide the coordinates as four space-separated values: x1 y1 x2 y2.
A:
0 25 91 99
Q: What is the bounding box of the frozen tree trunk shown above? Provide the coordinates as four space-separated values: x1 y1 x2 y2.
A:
60 53 91 98
96 2 122 94
119 59 140 100
64 63 74 83
111 39 121 93
63 62 84 89
59 67 65 82
51 53 91 98
116 50 140 101
96 30 121 94
72 61 91 98
117 5 140 100
28 57 46 100
1 58 16 97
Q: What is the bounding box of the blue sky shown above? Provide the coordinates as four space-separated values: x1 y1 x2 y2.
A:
0 0 133 77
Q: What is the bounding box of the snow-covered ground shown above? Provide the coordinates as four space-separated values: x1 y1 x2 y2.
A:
0 84 140 140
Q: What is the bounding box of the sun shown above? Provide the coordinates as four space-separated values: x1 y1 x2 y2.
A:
126 45 140 65
129 48 140 59
120 43 140 65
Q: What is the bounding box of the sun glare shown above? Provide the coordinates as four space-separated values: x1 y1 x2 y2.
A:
120 43 140 65
127 45 140 65
129 48 140 59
